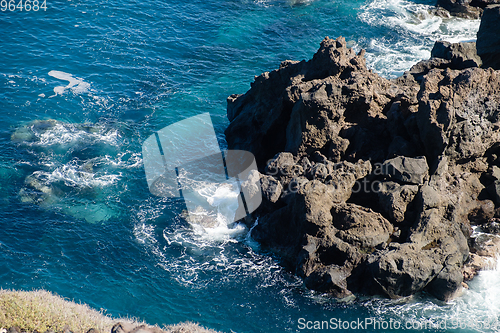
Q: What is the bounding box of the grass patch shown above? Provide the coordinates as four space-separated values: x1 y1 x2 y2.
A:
163 323 220 333
0 289 221 333
0 289 119 333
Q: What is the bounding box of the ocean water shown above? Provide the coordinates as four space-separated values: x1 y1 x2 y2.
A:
0 0 497 332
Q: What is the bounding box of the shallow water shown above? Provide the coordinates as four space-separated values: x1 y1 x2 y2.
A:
0 0 495 332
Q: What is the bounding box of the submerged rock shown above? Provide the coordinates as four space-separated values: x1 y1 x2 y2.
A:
225 31 500 301
13 119 122 223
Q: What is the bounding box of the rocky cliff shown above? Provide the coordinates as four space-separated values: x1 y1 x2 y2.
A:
225 6 500 301
434 0 500 19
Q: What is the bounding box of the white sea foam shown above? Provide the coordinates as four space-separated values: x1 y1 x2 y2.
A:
20 155 123 223
194 182 243 228
14 119 136 223
359 39 432 78
132 181 293 290
360 0 440 34
158 223 290 288
32 163 120 188
173 175 249 242
358 0 481 78
48 70 91 96
133 222 158 245
360 258 500 332
102 152 143 169
17 121 120 147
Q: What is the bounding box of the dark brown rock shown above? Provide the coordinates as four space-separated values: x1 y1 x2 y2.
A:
380 156 429 185
407 57 452 83
469 199 495 223
477 5 500 69
226 36 500 301
367 243 444 298
416 68 500 165
377 181 419 224
482 218 500 233
436 0 483 18
298 234 361 298
406 40 482 84
332 203 393 249
471 233 500 256
259 174 282 204
265 152 296 177
426 264 465 300
431 41 482 69
225 37 395 167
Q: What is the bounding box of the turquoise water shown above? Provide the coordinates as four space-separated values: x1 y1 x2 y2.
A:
0 0 498 332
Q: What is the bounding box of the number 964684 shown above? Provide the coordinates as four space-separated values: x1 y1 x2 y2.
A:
1 0 47 11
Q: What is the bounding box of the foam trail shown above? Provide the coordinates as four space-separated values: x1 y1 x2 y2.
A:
134 199 292 290
133 175 263 287
48 70 90 96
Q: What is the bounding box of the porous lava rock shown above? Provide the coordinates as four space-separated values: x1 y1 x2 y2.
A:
225 32 500 301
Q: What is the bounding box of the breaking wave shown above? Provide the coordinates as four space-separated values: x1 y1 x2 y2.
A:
12 119 120 147
360 258 500 333
358 0 480 77
13 119 141 223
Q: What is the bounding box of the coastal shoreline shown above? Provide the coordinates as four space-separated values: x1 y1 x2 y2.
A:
225 4 500 302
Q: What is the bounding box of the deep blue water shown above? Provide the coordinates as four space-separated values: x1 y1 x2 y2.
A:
1 0 498 332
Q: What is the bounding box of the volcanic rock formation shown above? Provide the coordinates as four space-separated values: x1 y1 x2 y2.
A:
434 0 500 19
225 10 500 300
